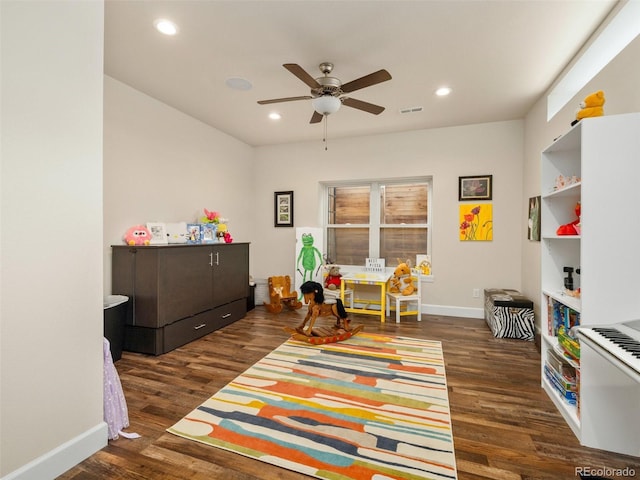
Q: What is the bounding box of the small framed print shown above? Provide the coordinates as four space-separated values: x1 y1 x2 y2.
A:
459 175 493 201
201 223 217 244
186 223 202 244
146 222 168 244
274 191 294 227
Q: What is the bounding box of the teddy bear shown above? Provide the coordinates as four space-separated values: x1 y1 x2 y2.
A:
324 265 342 290
571 90 605 126
389 259 415 296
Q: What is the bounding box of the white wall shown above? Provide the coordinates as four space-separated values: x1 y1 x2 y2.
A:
1 2 106 478
1 3 638 478
103 79 524 317
521 34 640 331
103 76 255 292
252 120 525 315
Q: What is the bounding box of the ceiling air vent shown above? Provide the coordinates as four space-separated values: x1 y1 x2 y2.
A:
399 106 423 114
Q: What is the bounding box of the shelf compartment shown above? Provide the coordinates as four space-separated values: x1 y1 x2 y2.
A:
542 377 581 438
542 181 581 200
543 289 581 313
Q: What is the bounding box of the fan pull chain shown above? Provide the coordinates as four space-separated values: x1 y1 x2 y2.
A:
323 115 328 151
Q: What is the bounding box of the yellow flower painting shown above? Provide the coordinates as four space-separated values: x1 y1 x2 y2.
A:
459 203 493 241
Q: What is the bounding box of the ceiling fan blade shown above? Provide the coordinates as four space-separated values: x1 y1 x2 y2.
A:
341 97 385 115
310 111 323 124
257 96 312 105
341 69 392 93
283 64 321 89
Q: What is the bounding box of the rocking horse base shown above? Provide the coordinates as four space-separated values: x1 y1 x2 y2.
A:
283 324 364 345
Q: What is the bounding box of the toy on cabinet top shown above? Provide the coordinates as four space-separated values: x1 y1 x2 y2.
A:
166 222 188 244
216 223 233 243
571 90 605 126
324 265 342 290
201 208 233 243
389 259 416 295
123 225 152 246
201 208 221 224
556 202 581 235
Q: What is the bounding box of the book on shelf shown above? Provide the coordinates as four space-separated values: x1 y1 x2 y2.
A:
548 296 580 336
544 364 578 405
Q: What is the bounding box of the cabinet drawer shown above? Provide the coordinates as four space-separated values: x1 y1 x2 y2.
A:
163 299 247 353
164 310 218 353
211 299 247 330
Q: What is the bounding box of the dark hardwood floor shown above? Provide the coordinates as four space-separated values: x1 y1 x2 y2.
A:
59 309 640 480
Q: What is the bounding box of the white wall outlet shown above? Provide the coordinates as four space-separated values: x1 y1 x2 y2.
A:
473 288 480 298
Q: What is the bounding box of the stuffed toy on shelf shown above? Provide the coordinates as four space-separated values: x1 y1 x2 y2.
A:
571 90 605 126
556 202 581 236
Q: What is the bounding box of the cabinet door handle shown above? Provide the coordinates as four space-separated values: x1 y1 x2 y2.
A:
221 313 231 319
209 253 213 267
194 323 207 330
215 252 220 266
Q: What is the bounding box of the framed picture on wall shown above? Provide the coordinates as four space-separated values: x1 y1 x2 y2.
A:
528 195 541 241
459 175 493 201
274 191 294 227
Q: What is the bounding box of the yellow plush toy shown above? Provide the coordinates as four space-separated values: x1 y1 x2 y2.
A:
389 259 415 296
572 90 605 126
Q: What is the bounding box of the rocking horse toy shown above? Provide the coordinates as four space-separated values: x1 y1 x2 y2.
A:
284 281 363 344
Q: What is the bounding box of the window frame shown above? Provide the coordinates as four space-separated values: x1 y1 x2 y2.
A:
321 177 433 266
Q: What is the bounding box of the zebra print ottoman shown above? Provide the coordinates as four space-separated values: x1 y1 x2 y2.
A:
484 288 535 340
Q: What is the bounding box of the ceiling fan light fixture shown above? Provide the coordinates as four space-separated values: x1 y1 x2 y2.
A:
154 19 178 36
312 95 341 115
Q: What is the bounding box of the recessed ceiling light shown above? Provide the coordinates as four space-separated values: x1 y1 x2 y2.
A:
435 87 452 97
154 19 178 36
269 112 281 120
225 77 253 91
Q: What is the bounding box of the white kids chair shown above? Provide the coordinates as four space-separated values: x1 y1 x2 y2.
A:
386 269 421 323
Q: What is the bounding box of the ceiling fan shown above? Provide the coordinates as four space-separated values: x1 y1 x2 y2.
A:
257 63 392 124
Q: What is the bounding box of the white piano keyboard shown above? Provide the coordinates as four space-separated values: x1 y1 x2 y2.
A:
578 319 640 380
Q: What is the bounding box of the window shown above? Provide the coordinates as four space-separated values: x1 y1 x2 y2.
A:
323 178 432 266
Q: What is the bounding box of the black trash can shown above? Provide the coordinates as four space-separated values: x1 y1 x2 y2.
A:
247 283 256 311
104 295 129 361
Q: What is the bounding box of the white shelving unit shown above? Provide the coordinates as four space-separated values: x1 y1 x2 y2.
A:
540 112 640 454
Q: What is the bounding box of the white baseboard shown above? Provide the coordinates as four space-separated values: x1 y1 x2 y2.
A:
2 422 108 480
423 304 484 319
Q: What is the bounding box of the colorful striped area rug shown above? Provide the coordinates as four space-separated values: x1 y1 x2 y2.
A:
168 333 457 480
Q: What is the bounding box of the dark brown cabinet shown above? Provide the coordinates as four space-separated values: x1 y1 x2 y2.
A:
112 243 249 355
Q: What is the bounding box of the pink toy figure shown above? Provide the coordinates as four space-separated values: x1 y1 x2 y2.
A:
123 225 152 245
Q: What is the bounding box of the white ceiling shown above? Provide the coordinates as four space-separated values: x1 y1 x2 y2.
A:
104 0 617 147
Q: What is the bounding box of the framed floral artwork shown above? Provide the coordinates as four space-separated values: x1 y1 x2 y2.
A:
459 175 492 201
459 204 493 241
274 191 294 227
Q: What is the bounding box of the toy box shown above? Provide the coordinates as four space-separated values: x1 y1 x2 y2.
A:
484 288 535 340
